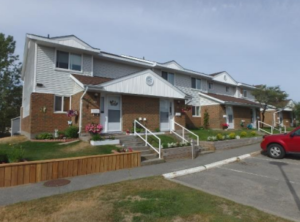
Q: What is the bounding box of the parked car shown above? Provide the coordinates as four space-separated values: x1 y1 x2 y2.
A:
261 126 300 159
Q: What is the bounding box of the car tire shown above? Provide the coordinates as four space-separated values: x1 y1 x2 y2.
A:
267 144 285 159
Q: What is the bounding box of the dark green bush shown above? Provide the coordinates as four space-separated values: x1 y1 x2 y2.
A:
64 126 79 138
91 134 103 141
35 133 54 140
0 149 8 163
7 147 25 163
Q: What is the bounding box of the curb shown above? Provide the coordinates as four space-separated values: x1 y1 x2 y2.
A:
163 150 261 179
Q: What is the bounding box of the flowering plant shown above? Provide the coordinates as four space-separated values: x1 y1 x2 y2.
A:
85 123 103 134
222 123 229 129
181 105 191 113
67 110 78 117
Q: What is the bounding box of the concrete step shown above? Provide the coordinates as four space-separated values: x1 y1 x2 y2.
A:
141 153 158 161
141 158 165 166
129 145 149 150
200 150 215 155
138 150 154 155
122 142 146 147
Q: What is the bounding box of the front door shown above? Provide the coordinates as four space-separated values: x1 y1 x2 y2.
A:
160 99 173 131
226 106 234 129
107 96 121 132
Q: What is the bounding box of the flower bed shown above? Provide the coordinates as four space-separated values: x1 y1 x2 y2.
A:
207 131 257 141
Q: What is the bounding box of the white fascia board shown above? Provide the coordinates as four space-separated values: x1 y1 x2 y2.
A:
99 53 155 67
237 83 256 89
198 92 224 104
27 34 101 54
21 37 30 79
98 69 187 98
69 75 85 88
212 79 238 87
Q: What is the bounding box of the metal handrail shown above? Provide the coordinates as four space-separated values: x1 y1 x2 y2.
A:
134 120 162 159
258 121 273 135
171 121 199 146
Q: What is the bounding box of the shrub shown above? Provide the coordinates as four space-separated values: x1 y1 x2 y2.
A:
91 134 103 141
35 133 54 140
228 133 236 139
7 147 25 163
0 149 8 163
240 131 247 138
57 130 65 139
65 126 79 138
250 131 257 136
203 109 210 129
155 128 160 132
216 133 224 140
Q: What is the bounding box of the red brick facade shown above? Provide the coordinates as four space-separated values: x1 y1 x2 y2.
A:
263 110 293 127
185 109 201 129
201 105 225 129
174 99 187 130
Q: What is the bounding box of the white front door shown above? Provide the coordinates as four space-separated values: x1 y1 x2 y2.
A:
226 106 234 129
160 99 173 131
107 96 121 132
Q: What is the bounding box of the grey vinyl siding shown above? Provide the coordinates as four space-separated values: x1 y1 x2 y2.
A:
22 40 35 117
93 59 143 79
35 45 92 95
208 82 236 97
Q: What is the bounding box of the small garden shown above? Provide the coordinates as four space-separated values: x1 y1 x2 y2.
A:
0 139 120 164
34 126 79 140
145 135 190 149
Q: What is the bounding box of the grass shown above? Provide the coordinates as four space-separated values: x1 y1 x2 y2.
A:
190 129 260 141
0 140 119 161
0 176 289 222
144 135 179 148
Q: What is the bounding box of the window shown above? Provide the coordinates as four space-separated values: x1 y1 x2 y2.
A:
56 51 82 71
226 86 229 92
162 71 175 85
192 106 200 117
243 90 247 97
100 97 104 113
191 78 201 90
54 96 70 112
208 82 213 89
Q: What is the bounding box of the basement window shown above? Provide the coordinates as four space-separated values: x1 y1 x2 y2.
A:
192 106 201 117
54 96 70 112
56 50 82 71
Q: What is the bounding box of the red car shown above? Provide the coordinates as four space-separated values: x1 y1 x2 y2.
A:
261 126 300 159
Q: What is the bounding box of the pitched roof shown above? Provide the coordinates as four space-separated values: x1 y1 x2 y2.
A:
72 74 112 85
209 71 226 76
206 93 260 106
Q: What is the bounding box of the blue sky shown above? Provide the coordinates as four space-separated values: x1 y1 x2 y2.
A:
1 0 299 101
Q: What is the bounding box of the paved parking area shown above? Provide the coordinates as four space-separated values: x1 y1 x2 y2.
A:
174 154 300 222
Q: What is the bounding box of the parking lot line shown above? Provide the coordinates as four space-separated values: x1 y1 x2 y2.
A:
218 165 300 186
252 156 300 166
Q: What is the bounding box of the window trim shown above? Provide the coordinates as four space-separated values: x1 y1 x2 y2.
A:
225 86 229 92
243 90 248 98
208 82 213 90
54 95 71 113
55 49 83 73
192 106 201 117
191 77 201 90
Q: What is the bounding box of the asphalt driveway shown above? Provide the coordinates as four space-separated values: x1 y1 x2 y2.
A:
173 153 300 222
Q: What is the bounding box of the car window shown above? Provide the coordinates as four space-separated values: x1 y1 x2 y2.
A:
293 129 300 136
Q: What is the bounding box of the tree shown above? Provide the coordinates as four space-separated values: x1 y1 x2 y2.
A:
0 33 22 133
293 102 300 127
203 109 209 129
252 85 288 125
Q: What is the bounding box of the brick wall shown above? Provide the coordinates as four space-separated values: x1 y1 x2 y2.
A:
233 106 253 129
20 107 31 136
122 95 159 131
174 99 186 130
201 105 225 129
185 109 201 129
81 92 100 128
262 110 274 126
282 111 292 127
70 92 83 126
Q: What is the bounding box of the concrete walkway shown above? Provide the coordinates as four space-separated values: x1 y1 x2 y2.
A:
0 144 260 206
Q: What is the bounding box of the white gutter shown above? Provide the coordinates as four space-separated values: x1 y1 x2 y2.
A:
78 86 89 134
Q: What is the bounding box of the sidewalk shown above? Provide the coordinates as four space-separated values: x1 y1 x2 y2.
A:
0 144 260 206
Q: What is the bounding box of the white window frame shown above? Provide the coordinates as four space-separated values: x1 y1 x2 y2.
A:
243 90 248 97
225 86 229 92
192 106 201 117
55 49 83 73
162 71 175 85
54 95 71 113
208 82 213 90
192 78 201 90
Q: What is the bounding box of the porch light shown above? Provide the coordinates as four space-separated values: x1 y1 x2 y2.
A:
139 117 142 121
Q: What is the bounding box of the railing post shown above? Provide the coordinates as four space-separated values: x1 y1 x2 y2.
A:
134 120 136 135
145 130 148 146
182 128 185 143
159 141 161 159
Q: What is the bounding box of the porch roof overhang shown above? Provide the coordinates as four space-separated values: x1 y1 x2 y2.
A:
199 92 261 108
71 70 188 99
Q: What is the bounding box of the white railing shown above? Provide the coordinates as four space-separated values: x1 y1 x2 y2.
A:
171 121 199 146
258 121 273 135
134 120 162 159
274 123 286 134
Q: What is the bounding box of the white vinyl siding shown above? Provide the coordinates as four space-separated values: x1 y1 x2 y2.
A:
93 58 143 79
22 40 36 117
35 45 92 95
208 82 235 96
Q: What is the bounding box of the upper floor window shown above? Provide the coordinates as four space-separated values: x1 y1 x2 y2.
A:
243 90 247 97
191 78 201 90
56 51 82 71
225 86 229 92
162 71 174 85
54 95 70 112
208 82 213 89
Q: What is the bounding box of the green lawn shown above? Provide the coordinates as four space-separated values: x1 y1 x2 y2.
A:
190 129 260 141
144 134 179 148
0 177 289 222
0 141 119 162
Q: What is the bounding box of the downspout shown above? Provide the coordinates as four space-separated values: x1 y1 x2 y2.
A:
78 86 89 134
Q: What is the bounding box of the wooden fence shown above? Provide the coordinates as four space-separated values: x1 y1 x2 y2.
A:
0 151 140 188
